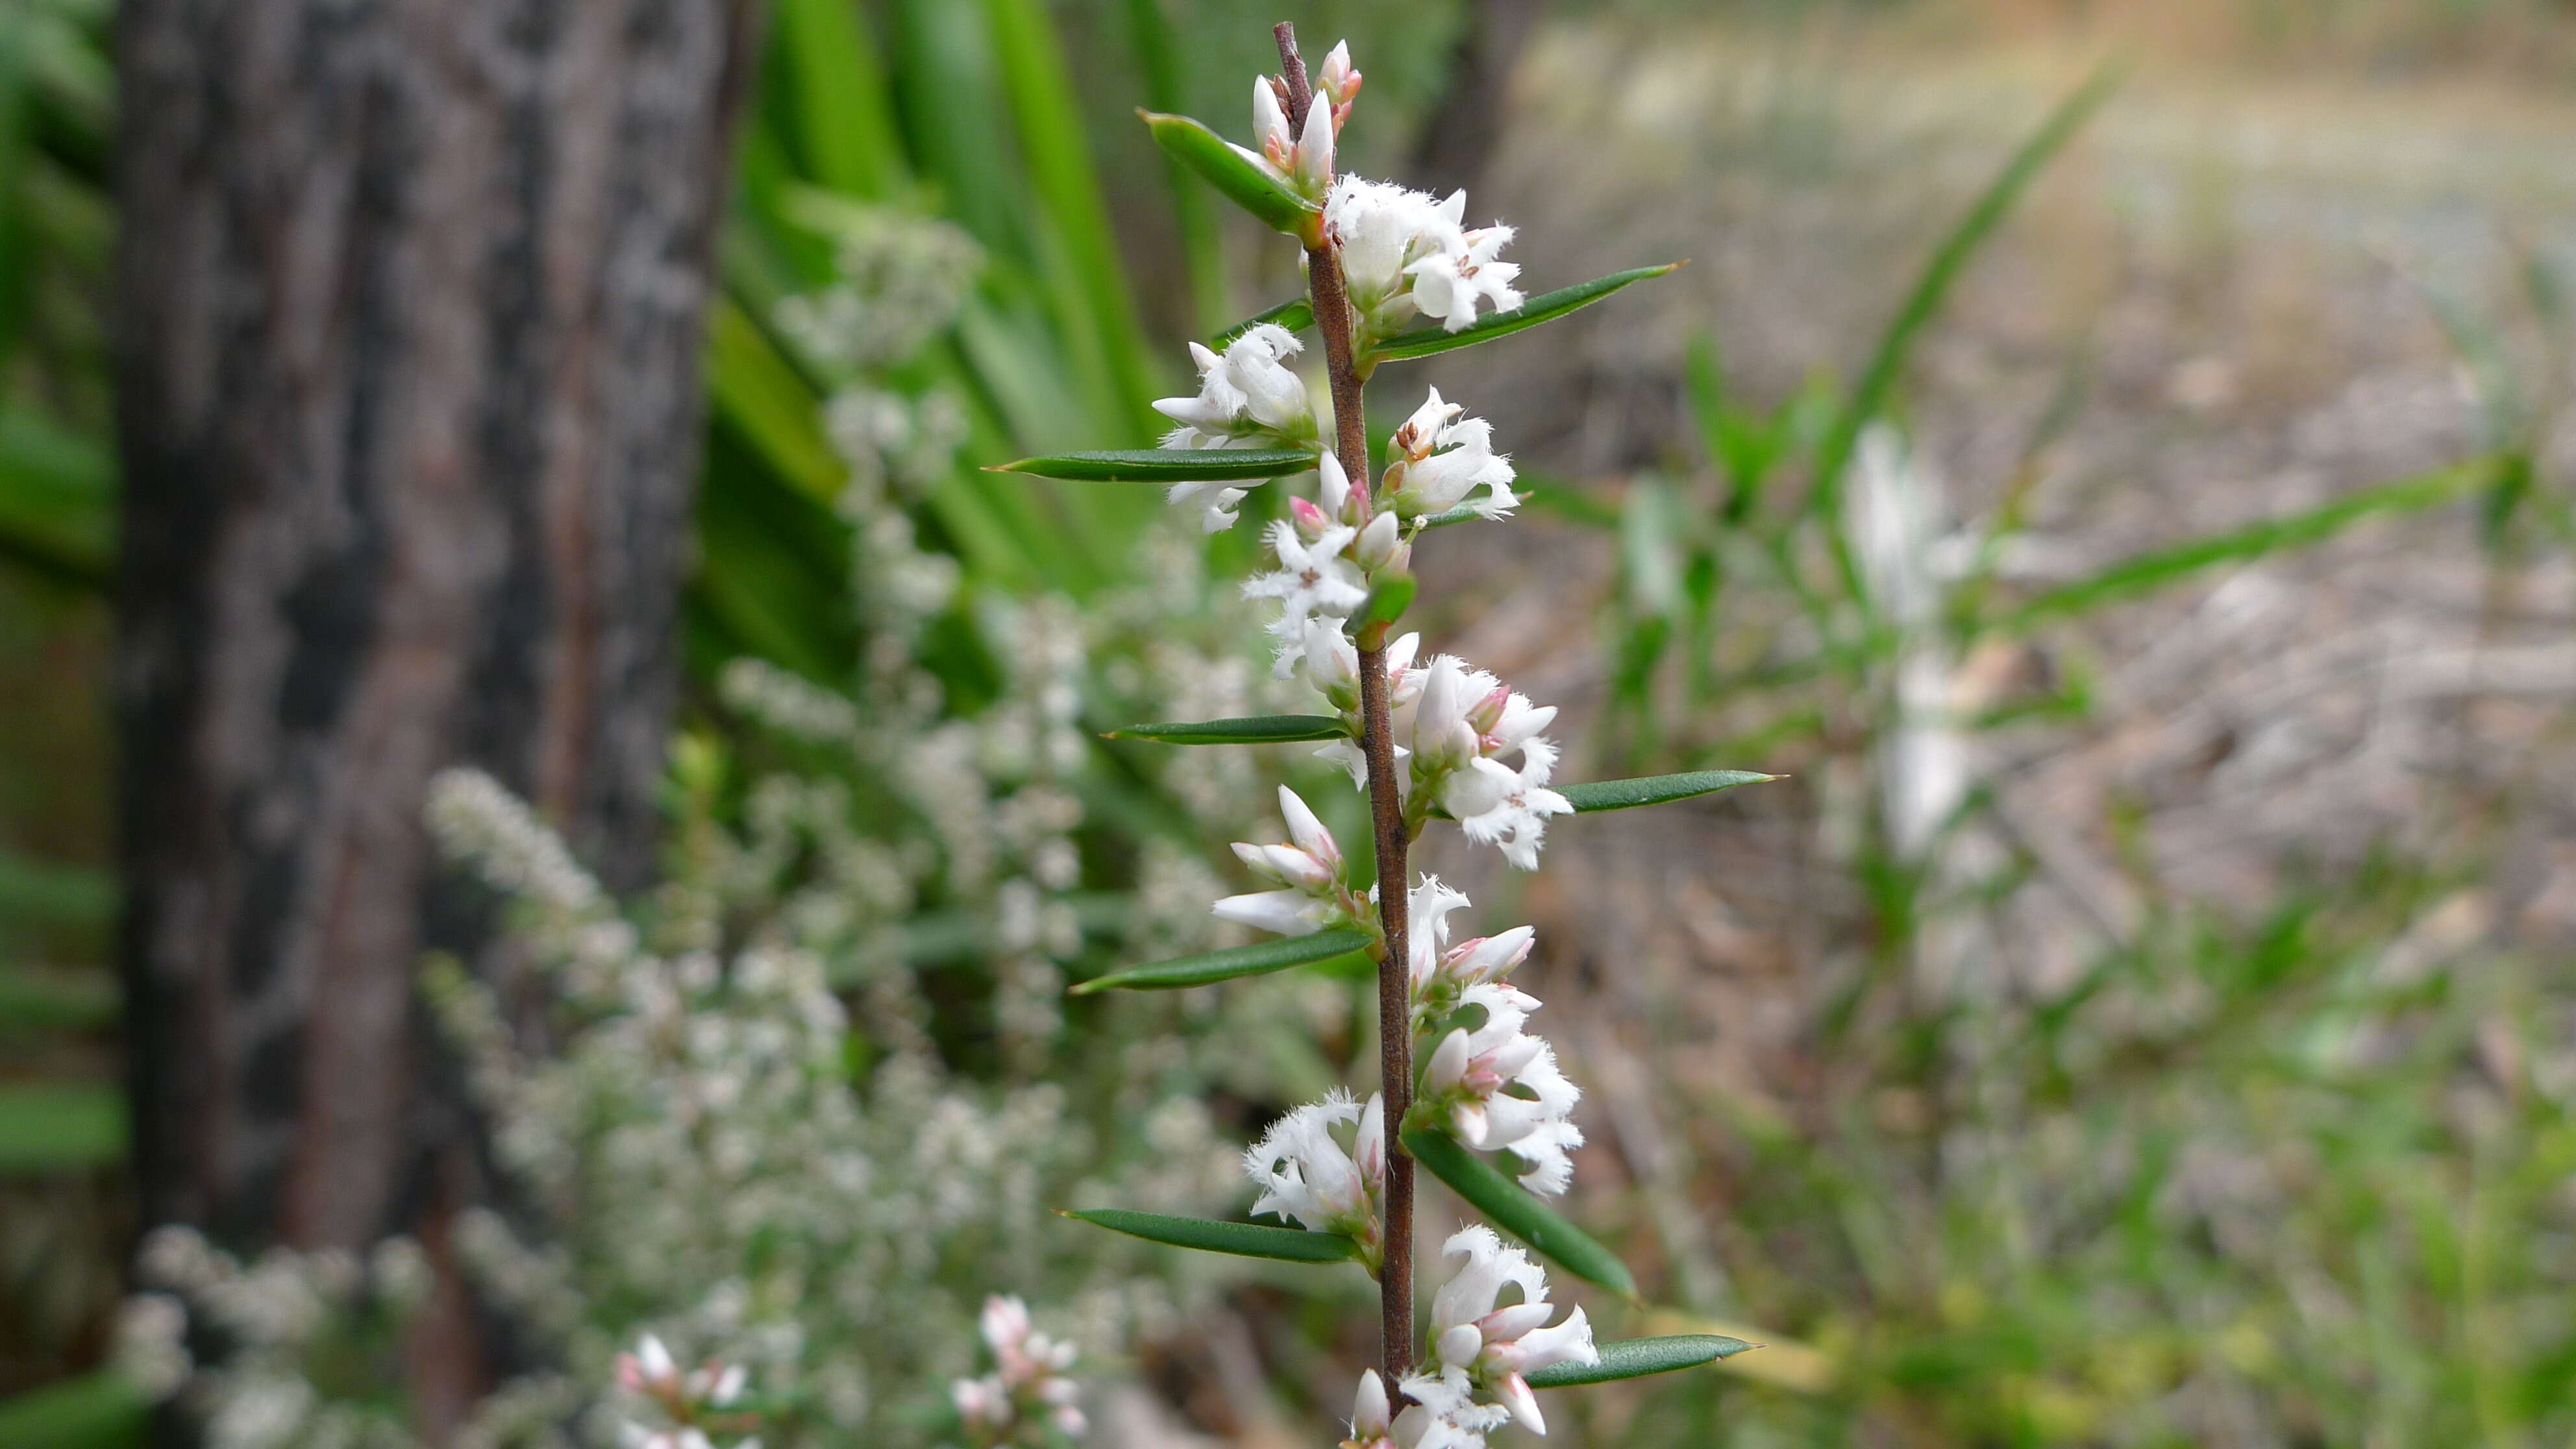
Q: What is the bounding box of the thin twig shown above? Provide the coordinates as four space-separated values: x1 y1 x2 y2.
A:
1276 18 1414 1381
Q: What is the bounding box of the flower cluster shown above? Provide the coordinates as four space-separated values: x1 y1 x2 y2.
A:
1326 180 1524 338
1337 1232 1596 1448
947 1296 1085 1447
1242 1088 1388 1270
1214 784 1370 938
613 1333 763 1449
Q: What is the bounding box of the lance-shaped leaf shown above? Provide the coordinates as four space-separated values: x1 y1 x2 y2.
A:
1404 1128 1637 1298
1212 298 1313 349
1559 770 1776 814
991 447 1317 482
1107 714 1348 745
1354 571 1415 633
1063 1208 1363 1265
1140 110 1321 239
1365 264 1682 365
1070 926 1374 995
1524 1335 1759 1389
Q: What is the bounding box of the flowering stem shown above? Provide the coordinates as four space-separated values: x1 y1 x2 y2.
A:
1277 19 1414 1381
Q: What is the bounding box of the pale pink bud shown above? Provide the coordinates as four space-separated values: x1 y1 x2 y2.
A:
1254 75 1294 170
1294 90 1335 192
1355 510 1400 571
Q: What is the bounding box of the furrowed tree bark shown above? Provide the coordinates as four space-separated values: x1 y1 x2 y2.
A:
114 0 756 1435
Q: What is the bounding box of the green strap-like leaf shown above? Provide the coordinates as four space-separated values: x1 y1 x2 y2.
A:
1212 298 1313 349
1557 770 1776 813
1404 1128 1637 1298
1355 571 1415 632
1140 110 1321 239
1064 1208 1363 1265
1108 715 1349 744
1070 926 1374 995
989 447 1318 482
1365 264 1682 365
1524 1335 1759 1389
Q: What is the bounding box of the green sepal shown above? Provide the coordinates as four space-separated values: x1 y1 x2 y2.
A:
1524 1335 1759 1389
1212 299 1314 349
1365 264 1683 365
1062 1208 1364 1265
1106 715 1349 745
1402 1127 1638 1298
989 447 1317 482
1354 571 1415 633
1069 926 1375 995
1558 770 1776 813
1139 110 1322 241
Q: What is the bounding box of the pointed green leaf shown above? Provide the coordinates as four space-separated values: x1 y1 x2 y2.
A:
1140 110 1320 239
1108 715 1348 744
1071 926 1374 995
1404 1128 1637 1298
1524 1335 1759 1389
1558 770 1776 814
1212 298 1313 349
1365 264 1683 365
990 447 1316 482
1064 1208 1363 1265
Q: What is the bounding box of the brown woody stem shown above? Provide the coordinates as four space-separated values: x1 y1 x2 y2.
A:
1276 19 1414 1383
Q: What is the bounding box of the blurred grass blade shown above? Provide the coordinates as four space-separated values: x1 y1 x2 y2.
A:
0 967 118 1034
0 404 114 587
1404 1128 1637 1298
1212 298 1312 348
1119 0 1227 331
1999 457 2496 631
0 1082 125 1172
0 1370 149 1449
1071 926 1374 995
767 0 906 198
1524 1335 1759 1389
986 0 1161 438
707 301 843 506
1140 110 1319 239
991 447 1315 481
1365 264 1682 365
1811 61 2123 593
1108 715 1348 744
0 843 116 924
1063 1208 1363 1265
1559 771 1776 813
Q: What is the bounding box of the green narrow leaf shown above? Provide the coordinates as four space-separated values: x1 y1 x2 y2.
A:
1108 715 1348 744
1063 1208 1363 1265
1557 771 1776 813
1365 264 1682 365
1071 926 1374 995
1524 1335 1759 1389
1211 298 1313 349
990 447 1315 482
1404 1128 1637 1298
1810 61 2124 599
767 0 906 198
1417 495 1524 530
1997 457 2497 632
707 301 843 506
1140 110 1320 240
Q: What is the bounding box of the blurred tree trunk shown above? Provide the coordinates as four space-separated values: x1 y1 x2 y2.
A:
112 0 756 1433
1409 0 1546 202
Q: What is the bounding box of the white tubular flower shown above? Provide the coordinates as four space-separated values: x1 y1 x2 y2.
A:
1342 1368 1395 1449
1245 519 1369 630
1420 985 1585 1195
1254 76 1293 171
1216 786 1359 938
1294 88 1335 194
1319 41 1363 132
1409 655 1570 869
1242 1089 1386 1269
1154 323 1319 531
1418 1226 1598 1435
1382 390 1518 521
1405 221 1523 332
1405 875 1476 995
